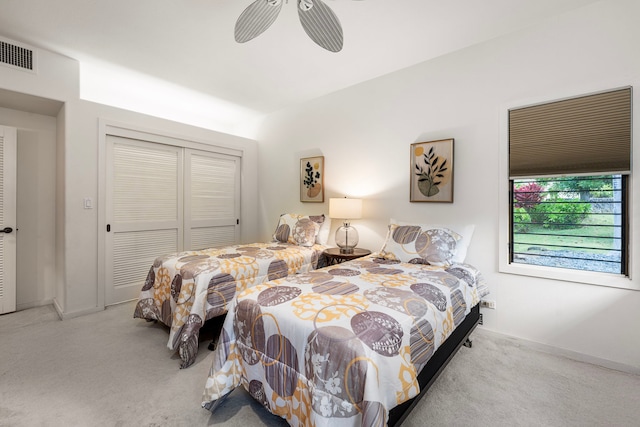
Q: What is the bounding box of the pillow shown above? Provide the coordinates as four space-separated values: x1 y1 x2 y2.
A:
273 214 325 247
316 217 332 245
377 223 462 266
390 218 475 263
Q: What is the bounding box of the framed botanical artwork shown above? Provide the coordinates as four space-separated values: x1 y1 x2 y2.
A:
300 156 324 202
410 138 454 202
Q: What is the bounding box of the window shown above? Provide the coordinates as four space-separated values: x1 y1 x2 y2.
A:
508 87 631 277
511 175 627 274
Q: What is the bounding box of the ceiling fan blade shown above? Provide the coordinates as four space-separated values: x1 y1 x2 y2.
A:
298 0 343 52
235 0 283 43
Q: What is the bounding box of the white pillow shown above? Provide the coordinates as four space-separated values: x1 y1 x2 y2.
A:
390 218 475 263
316 217 331 245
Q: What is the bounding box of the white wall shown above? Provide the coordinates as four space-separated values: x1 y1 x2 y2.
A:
0 43 79 102
256 0 640 371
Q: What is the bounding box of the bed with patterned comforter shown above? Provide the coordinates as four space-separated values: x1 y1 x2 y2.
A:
201 255 489 426
133 241 328 368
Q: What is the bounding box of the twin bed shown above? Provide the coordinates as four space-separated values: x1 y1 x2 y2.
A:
134 217 489 426
133 213 331 368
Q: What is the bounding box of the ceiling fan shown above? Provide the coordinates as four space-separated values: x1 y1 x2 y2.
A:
235 0 357 53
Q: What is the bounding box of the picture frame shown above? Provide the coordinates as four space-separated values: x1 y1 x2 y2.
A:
410 138 454 202
300 156 324 202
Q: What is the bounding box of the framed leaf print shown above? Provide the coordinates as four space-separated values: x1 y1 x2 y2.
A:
410 139 454 202
300 156 324 202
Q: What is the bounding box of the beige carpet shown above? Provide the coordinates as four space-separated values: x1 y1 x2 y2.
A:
1 301 639 427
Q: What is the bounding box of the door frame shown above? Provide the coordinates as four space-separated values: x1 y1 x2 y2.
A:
0 125 17 314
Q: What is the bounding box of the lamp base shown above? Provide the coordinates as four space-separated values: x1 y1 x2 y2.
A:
335 223 358 255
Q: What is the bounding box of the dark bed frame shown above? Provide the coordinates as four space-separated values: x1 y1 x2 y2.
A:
387 303 481 426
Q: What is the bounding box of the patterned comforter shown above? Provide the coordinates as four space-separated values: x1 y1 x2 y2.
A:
133 242 327 368
202 256 489 426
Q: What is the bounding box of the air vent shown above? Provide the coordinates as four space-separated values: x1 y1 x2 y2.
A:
0 37 37 73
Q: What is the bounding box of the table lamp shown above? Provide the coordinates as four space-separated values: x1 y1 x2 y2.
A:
329 197 362 254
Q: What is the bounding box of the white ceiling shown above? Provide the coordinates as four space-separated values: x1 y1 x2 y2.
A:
1 0 600 119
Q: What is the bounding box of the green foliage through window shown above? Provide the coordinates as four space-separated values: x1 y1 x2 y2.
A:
511 175 625 274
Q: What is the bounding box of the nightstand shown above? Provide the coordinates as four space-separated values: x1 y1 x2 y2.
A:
323 247 371 266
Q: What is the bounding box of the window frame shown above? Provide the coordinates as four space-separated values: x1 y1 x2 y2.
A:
499 91 636 291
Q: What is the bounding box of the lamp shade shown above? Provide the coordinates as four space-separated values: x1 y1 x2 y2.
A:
329 198 362 219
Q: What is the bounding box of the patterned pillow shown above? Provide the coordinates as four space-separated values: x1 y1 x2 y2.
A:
273 214 325 247
390 219 475 263
376 223 462 266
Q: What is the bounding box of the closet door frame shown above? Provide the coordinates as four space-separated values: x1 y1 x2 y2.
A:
97 120 243 308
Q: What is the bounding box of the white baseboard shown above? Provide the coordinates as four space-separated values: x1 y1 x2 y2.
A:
53 298 104 320
52 298 64 319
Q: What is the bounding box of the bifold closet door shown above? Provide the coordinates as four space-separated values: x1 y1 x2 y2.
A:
105 136 183 305
184 149 240 250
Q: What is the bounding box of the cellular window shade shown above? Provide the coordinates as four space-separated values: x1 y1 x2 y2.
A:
509 87 632 177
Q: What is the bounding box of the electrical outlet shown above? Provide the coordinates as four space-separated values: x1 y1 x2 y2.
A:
479 313 484 325
480 300 496 309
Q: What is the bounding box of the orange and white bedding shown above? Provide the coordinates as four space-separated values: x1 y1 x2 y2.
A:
133 241 327 368
201 255 489 426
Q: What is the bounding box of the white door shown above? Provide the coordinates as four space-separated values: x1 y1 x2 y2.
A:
0 126 17 314
105 136 183 305
184 149 240 250
105 136 242 305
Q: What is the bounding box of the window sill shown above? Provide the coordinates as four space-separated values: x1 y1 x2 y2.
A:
498 261 637 291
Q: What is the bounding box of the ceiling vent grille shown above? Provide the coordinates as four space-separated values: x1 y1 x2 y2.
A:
0 37 37 73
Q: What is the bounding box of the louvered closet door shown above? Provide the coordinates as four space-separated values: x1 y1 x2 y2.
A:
105 136 183 305
0 126 17 314
184 149 240 250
